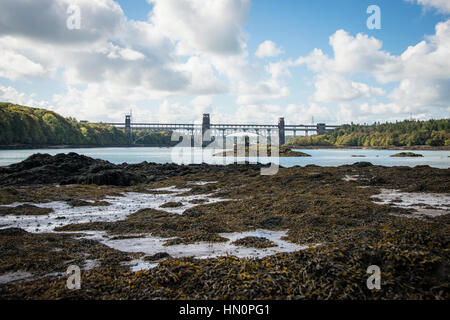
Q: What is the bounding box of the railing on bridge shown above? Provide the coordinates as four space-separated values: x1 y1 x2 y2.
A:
100 114 340 146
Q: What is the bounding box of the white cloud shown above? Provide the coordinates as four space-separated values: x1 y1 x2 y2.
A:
191 96 213 115
255 40 283 58
51 83 146 122
0 86 49 108
313 73 384 103
0 0 125 45
296 30 398 77
406 0 450 14
148 0 250 56
1 0 448 125
0 0 231 97
177 56 228 95
286 103 336 124
235 80 290 105
156 100 196 123
288 21 450 121
0 49 45 79
232 104 282 124
105 45 145 61
0 0 296 123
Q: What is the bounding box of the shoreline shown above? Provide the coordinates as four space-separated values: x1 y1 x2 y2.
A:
0 144 176 150
287 145 450 151
1 144 449 151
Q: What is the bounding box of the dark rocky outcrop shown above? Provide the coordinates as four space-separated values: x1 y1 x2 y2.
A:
0 227 28 236
0 153 272 186
143 252 172 262
0 204 52 216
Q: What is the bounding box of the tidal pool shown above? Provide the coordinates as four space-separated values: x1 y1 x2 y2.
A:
372 189 450 218
83 230 312 272
0 185 228 233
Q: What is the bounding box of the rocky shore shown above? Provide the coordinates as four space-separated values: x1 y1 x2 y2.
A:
0 153 449 299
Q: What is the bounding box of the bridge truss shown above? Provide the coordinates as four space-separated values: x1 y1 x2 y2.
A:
99 114 340 146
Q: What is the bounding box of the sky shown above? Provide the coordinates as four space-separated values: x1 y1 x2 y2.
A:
0 0 449 125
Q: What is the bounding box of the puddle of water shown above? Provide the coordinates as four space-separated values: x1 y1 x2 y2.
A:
84 259 100 271
343 175 359 182
125 259 159 272
89 230 311 271
0 187 229 233
187 181 218 186
0 270 68 285
372 189 450 218
0 271 34 284
0 184 311 276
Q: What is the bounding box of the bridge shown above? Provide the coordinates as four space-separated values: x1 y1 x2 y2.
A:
101 114 340 146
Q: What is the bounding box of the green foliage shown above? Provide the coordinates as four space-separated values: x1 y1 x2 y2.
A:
133 130 175 145
286 119 450 147
0 102 169 146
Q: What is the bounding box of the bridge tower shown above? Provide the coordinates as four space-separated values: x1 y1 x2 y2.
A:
278 117 285 146
202 113 211 148
317 123 326 135
125 114 132 144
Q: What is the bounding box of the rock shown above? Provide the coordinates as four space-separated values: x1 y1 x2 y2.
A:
368 176 386 185
160 202 183 208
70 169 143 186
352 162 373 168
259 217 284 229
66 199 91 207
0 227 28 236
231 236 277 248
188 199 208 205
0 153 268 186
0 204 52 216
391 152 423 157
143 252 172 262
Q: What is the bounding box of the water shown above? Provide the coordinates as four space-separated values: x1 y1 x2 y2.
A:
0 186 228 233
371 189 450 218
82 229 311 272
0 147 448 168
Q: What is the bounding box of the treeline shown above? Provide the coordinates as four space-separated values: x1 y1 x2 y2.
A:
286 119 450 147
0 103 171 146
134 130 175 145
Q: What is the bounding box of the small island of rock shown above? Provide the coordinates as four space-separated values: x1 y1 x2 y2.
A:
391 152 424 157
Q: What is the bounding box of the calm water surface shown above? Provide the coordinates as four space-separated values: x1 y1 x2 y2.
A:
0 147 448 168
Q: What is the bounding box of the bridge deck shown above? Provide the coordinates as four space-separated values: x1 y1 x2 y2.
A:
102 123 338 131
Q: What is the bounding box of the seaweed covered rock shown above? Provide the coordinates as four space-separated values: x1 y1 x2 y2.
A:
160 202 183 208
0 204 52 216
143 252 172 262
0 153 270 186
232 236 277 248
0 227 28 236
391 152 423 157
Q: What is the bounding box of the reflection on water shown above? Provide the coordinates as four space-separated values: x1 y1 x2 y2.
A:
0 147 448 168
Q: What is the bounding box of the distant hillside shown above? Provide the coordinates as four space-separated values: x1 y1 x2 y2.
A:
286 119 450 148
0 102 172 146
